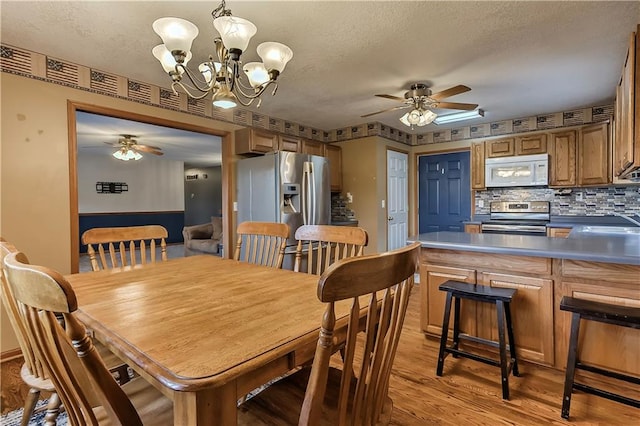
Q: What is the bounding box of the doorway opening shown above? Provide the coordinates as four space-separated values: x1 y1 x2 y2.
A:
68 102 229 272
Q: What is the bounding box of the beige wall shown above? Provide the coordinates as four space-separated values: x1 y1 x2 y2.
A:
0 73 238 353
338 136 416 253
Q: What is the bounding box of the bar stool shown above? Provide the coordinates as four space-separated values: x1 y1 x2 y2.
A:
560 296 640 420
436 280 519 400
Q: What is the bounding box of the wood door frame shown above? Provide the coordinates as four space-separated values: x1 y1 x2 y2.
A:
413 147 471 235
67 101 232 273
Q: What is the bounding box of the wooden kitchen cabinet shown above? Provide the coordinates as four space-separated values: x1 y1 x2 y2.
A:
548 130 577 187
578 123 610 186
235 128 278 154
278 135 302 153
558 259 640 376
419 264 477 337
324 144 342 192
547 227 571 238
464 224 481 233
478 272 554 366
516 134 547 155
471 142 485 189
614 25 640 178
485 138 515 158
302 139 324 156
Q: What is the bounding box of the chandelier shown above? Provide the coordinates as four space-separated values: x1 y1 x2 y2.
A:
152 0 293 109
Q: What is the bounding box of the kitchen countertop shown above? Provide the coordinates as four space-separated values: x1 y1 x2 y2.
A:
408 231 640 265
465 215 639 229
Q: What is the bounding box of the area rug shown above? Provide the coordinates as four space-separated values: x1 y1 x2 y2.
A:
1 400 67 426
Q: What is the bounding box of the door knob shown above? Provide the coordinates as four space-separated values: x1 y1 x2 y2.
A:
388 216 393 221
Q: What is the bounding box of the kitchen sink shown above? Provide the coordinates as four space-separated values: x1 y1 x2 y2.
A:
570 225 640 236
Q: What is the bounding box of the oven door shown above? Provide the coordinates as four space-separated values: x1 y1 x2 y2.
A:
481 223 547 236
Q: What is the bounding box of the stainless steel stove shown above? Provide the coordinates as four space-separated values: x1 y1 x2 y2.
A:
481 201 550 236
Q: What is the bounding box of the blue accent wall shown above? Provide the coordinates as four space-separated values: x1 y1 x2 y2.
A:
79 211 184 253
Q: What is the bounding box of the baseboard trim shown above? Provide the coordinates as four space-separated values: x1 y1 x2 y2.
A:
1 348 23 363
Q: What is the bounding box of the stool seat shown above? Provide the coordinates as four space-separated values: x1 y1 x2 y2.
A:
439 281 517 302
436 280 519 400
560 296 640 419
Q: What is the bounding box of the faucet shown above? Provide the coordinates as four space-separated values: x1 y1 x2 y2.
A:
610 211 640 227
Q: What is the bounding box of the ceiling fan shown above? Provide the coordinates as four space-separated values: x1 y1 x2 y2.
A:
361 83 478 127
105 134 163 161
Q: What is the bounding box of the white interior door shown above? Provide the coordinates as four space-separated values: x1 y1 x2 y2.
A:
387 150 408 250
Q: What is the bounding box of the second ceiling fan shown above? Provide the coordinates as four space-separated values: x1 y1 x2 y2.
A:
362 83 478 127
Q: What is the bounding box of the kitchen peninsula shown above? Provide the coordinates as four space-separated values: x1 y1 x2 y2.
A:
411 231 639 378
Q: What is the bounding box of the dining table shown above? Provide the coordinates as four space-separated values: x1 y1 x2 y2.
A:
65 255 361 425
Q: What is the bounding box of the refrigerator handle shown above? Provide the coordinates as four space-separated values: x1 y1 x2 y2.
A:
302 161 314 225
302 162 309 225
309 162 316 224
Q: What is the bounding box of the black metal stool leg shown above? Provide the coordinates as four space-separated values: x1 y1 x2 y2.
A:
562 312 582 420
452 296 461 358
436 291 453 376
496 300 510 400
504 301 519 377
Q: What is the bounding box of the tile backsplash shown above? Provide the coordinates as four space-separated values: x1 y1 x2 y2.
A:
475 186 640 216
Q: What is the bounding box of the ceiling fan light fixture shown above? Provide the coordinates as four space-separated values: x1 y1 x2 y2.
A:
113 148 142 161
399 109 437 127
434 108 484 125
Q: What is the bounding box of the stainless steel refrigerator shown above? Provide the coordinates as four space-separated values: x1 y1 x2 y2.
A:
236 151 330 253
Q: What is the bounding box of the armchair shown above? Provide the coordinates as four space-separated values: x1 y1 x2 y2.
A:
182 216 223 256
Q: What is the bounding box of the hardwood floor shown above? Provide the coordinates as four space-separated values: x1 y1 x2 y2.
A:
388 286 639 425
2 285 638 423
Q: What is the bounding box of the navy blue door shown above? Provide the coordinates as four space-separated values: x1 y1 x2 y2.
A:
418 151 471 233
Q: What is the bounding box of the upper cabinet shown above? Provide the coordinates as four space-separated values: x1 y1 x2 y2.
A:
485 138 515 158
614 25 640 178
578 123 610 186
278 135 302 153
549 130 577 187
324 144 343 192
302 139 324 156
471 142 486 189
235 128 279 154
516 134 547 155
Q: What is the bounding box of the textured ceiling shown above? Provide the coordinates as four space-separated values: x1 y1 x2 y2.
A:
2 1 639 135
75 111 222 167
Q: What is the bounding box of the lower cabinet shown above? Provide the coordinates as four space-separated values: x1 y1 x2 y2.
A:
421 251 555 367
420 265 476 337
478 272 554 366
547 227 571 238
464 224 481 233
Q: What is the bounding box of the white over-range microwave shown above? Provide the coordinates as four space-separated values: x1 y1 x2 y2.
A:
485 154 549 188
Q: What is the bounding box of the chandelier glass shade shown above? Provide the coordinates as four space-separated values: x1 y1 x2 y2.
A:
399 108 437 127
152 0 293 109
113 148 142 161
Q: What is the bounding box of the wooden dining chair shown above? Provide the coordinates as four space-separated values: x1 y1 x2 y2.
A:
0 240 61 426
81 225 168 271
238 242 421 425
234 221 289 268
3 251 173 426
294 224 368 275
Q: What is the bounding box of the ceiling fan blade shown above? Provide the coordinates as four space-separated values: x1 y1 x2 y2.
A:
103 141 120 147
430 85 471 100
134 145 163 154
361 105 411 118
375 94 405 102
136 143 161 150
434 101 478 111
